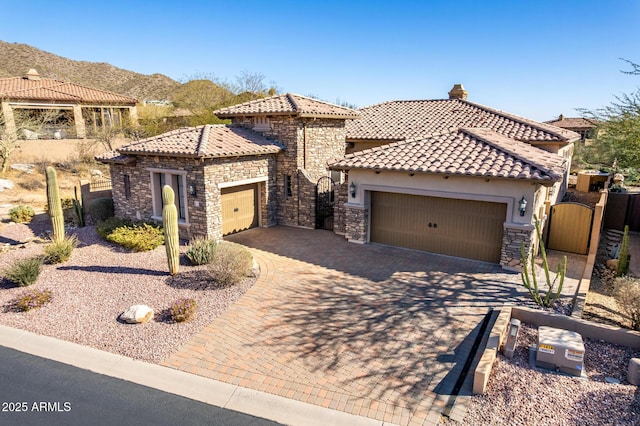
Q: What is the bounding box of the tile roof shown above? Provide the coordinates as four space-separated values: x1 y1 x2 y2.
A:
0 76 137 104
545 116 599 130
329 127 565 183
214 93 360 119
346 99 580 143
97 125 284 162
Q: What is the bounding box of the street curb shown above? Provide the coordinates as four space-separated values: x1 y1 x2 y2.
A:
0 325 386 426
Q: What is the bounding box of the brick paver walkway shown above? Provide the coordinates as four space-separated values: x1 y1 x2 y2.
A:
163 226 527 425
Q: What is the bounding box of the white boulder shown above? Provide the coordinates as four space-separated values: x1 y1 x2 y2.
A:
120 305 154 324
10 163 35 174
0 179 14 192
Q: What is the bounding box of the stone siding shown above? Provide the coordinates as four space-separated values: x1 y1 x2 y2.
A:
108 154 276 241
501 224 535 270
345 205 369 243
333 181 349 235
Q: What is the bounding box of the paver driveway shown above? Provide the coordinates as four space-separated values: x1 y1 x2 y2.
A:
163 226 527 425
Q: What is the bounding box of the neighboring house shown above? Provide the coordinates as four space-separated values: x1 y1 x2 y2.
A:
0 69 137 140
545 114 599 142
98 87 580 270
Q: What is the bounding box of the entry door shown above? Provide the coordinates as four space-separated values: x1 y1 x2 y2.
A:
221 184 258 236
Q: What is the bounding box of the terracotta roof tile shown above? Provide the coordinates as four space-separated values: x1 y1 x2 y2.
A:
329 128 565 183
97 125 283 161
545 116 599 129
346 99 579 143
0 76 137 104
214 93 360 119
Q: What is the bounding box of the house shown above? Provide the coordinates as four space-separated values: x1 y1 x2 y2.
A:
0 69 138 140
545 114 599 142
98 87 580 270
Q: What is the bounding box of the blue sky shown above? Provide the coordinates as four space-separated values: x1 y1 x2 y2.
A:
1 0 639 121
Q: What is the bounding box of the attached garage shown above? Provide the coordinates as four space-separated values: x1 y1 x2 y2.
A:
370 191 507 263
221 184 259 236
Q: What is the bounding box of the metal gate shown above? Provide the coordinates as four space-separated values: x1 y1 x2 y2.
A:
546 203 594 254
315 176 335 230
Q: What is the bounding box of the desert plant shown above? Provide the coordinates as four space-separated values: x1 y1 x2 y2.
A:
18 178 45 191
186 237 217 265
613 276 640 330
88 197 114 222
14 288 53 311
162 185 180 275
106 222 164 252
3 257 42 287
96 216 131 238
72 186 85 227
45 166 65 243
521 216 567 308
43 235 78 264
168 298 197 323
207 242 253 286
617 225 631 277
9 205 35 223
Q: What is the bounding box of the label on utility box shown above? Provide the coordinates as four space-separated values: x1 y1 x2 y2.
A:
539 344 555 354
565 349 584 362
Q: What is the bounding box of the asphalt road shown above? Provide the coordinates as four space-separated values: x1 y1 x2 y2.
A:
0 346 281 426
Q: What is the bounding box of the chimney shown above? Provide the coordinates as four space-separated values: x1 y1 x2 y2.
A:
448 84 468 100
559 114 564 121
24 69 41 81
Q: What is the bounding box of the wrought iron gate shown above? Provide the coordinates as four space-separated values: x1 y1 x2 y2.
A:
316 176 335 230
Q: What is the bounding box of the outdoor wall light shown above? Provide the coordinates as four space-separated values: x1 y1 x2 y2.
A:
188 182 197 197
349 181 356 198
518 196 528 216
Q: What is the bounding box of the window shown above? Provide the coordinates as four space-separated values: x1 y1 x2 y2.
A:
284 175 293 197
124 175 131 200
149 169 187 222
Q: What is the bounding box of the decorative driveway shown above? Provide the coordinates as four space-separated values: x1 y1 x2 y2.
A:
163 226 528 425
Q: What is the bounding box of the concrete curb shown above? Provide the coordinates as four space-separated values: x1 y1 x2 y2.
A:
0 325 386 426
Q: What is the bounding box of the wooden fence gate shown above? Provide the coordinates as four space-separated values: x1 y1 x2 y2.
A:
604 192 640 232
546 203 594 255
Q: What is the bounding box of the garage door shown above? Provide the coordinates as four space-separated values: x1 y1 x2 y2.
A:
370 192 506 263
221 184 258 236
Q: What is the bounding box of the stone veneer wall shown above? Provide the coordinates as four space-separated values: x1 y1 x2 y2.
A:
345 205 369 243
231 117 347 229
500 224 535 270
333 181 349 235
108 154 276 241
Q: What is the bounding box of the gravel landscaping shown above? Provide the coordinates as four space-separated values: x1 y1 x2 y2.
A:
452 324 640 426
0 222 256 363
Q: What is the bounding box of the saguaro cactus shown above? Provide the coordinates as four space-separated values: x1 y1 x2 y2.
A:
46 166 65 243
162 185 180 275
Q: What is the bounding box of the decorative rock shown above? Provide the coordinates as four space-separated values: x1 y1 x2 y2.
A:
10 163 35 174
628 358 640 386
120 305 154 324
606 259 619 271
605 376 621 384
0 179 14 192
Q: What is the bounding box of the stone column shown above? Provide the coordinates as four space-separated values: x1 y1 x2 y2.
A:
1 101 17 139
501 223 535 271
128 106 138 124
345 204 369 243
73 105 86 138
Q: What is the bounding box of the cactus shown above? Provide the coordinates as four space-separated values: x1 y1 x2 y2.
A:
46 166 65 243
72 186 85 227
162 185 180 275
617 225 630 277
520 215 566 308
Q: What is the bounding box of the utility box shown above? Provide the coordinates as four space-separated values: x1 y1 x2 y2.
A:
536 326 585 377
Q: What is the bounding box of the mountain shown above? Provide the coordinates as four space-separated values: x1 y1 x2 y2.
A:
0 41 181 101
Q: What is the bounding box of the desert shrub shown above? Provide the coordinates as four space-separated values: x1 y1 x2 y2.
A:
43 236 78 264
614 276 640 331
96 217 131 238
9 205 35 223
88 197 114 222
168 298 197 323
207 242 253 286
3 257 42 287
186 237 217 265
14 288 53 311
106 222 164 252
18 178 45 191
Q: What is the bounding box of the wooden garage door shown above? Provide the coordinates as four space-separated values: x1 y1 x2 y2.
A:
221 184 258 236
370 192 506 263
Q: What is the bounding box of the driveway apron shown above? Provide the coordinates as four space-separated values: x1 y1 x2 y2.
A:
163 226 526 425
